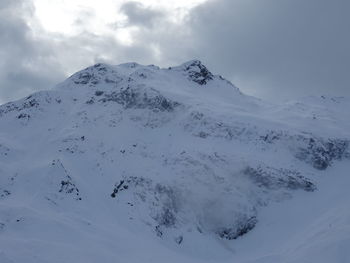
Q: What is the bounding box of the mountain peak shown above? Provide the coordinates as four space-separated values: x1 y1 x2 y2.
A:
0 57 349 263
56 60 239 97
180 59 204 67
172 59 214 85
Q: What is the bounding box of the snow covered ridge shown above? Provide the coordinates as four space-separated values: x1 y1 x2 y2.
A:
64 60 232 88
0 60 349 262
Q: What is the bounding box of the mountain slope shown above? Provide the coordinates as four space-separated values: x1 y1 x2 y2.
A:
0 60 349 263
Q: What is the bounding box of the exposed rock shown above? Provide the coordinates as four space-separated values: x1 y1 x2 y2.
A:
296 138 349 170
100 87 180 112
52 159 81 200
217 216 257 240
180 60 214 85
243 166 316 192
110 180 128 198
0 189 11 199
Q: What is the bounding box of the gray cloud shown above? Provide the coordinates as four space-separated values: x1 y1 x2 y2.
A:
0 0 160 104
0 0 65 102
112 0 350 100
120 1 165 28
115 2 197 65
0 0 65 104
184 0 350 100
1 0 349 104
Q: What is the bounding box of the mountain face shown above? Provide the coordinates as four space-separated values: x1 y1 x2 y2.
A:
0 60 349 263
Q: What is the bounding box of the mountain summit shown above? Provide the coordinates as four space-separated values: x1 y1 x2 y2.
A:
0 61 349 263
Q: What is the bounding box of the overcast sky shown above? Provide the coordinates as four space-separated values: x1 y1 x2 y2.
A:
0 0 349 104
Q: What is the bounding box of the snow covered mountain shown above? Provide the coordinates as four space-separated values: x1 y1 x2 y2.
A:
0 60 349 263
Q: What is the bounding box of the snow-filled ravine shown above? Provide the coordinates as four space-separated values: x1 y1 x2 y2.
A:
0 60 349 263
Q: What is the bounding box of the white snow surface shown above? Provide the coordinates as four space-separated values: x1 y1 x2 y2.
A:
0 60 349 262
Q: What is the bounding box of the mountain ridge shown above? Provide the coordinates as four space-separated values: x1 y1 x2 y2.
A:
0 60 349 263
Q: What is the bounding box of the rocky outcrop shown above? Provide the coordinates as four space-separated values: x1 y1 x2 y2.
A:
179 60 214 85
99 87 180 112
243 165 316 191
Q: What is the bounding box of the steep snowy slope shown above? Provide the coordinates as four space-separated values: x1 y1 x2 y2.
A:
0 60 349 263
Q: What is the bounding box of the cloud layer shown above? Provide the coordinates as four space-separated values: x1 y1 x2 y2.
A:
0 0 349 104
187 0 350 100
0 0 64 103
